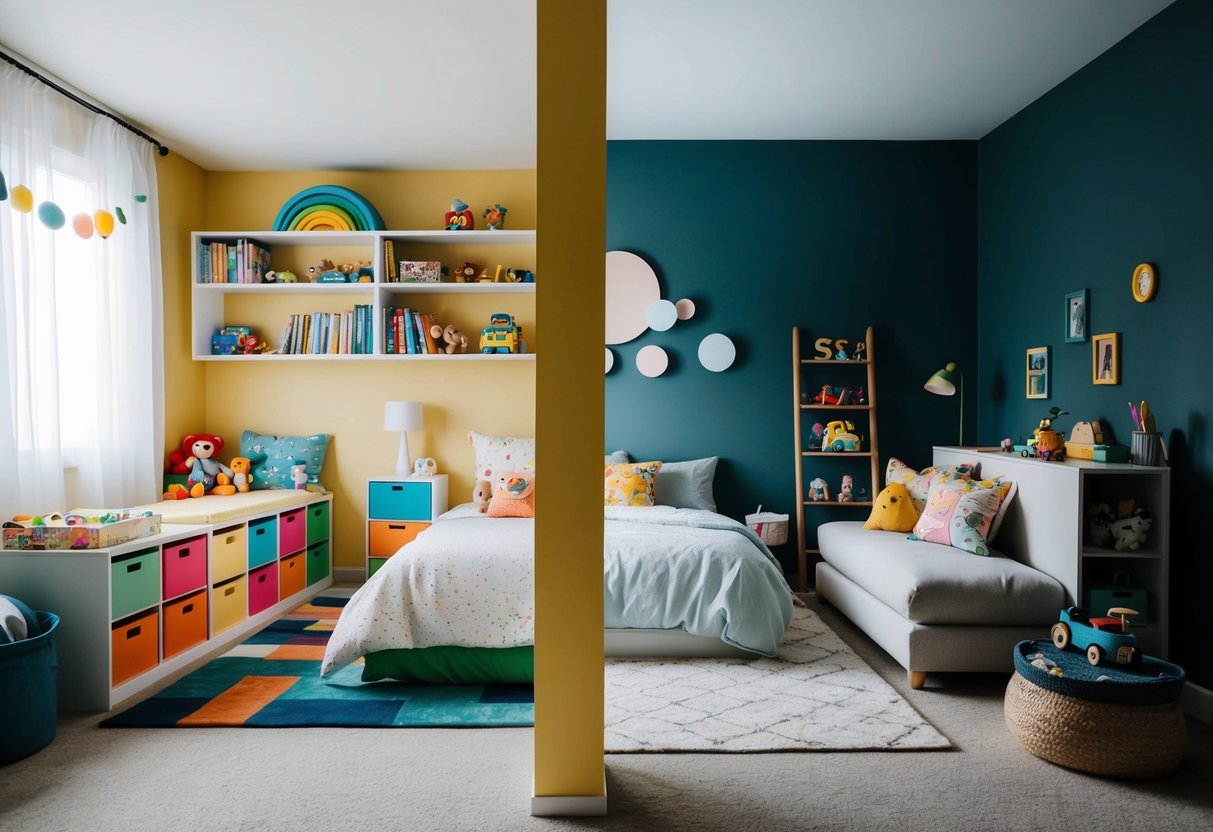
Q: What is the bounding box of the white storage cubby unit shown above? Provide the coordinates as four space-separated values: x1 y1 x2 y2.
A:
933 447 1170 659
190 230 536 361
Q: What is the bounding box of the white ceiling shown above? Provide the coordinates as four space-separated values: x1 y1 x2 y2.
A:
0 0 1174 171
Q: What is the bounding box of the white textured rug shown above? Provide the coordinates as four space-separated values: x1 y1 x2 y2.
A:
604 606 952 752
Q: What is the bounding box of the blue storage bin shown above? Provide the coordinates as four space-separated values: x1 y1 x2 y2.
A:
0 611 60 765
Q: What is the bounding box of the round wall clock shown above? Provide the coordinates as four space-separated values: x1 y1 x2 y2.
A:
1132 263 1157 303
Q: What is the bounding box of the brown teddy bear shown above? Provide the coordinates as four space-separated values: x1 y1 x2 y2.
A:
429 322 468 354
472 480 492 513
229 456 254 492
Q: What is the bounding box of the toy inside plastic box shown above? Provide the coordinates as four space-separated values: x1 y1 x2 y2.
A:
3 510 161 550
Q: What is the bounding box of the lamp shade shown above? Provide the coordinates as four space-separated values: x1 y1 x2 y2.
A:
923 363 958 396
383 401 423 432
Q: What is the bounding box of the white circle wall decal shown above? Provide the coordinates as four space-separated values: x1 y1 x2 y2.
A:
698 333 736 372
635 345 670 378
605 251 661 345
646 299 678 332
605 348 614 374
675 298 696 320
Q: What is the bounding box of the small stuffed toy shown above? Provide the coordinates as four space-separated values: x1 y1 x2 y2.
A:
444 198 474 230
430 322 468 354
1111 507 1152 551
838 474 854 503
807 477 830 502
229 456 254 492
165 448 190 475
165 433 236 498
863 483 919 532
487 471 534 517
290 464 308 490
472 480 492 513
412 457 437 477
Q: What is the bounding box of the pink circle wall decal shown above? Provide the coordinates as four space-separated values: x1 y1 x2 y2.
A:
675 298 696 320
635 345 670 378
606 251 661 345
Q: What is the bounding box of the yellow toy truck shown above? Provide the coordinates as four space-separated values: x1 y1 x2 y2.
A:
479 312 526 354
822 420 864 452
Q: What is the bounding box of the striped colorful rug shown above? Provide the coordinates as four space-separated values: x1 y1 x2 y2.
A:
100 596 533 728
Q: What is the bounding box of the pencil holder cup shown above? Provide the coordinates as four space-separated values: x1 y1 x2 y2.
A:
1131 431 1162 466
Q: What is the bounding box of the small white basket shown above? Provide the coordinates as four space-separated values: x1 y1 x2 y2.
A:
745 505 789 546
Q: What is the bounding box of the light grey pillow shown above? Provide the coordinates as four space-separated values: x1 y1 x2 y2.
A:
654 456 718 512
604 450 631 465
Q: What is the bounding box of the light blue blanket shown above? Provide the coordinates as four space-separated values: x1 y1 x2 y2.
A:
603 506 793 656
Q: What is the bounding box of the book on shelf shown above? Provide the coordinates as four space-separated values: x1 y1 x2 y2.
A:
422 312 440 354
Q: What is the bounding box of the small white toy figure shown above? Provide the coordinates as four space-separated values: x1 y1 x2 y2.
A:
412 457 437 477
290 464 307 490
838 474 854 502
807 477 830 502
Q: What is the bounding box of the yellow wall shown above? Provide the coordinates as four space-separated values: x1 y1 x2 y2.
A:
161 169 536 571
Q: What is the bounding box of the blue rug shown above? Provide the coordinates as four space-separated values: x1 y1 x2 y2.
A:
100 596 533 728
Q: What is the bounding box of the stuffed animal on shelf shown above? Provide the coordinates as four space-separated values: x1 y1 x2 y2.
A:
308 259 347 283
1111 507 1152 551
165 448 190 475
807 422 824 451
453 262 478 283
483 202 508 230
807 477 830 502
164 433 236 498
863 483 919 532
472 479 492 513
229 456 254 492
430 322 469 354
444 198 474 230
413 457 437 477
838 475 854 502
290 464 308 490
1085 501 1116 547
264 269 297 283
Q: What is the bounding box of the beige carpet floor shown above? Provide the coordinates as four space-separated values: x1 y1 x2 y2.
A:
1 595 1210 832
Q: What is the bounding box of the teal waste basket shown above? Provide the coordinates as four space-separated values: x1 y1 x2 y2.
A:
0 611 60 765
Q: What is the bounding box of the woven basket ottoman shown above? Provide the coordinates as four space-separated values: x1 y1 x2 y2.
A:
1004 639 1186 779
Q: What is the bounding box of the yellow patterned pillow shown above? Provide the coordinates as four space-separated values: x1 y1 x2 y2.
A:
604 461 662 507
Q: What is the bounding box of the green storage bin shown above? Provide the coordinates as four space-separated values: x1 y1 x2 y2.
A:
110 549 161 619
307 540 330 586
368 557 388 578
0 611 60 765
306 501 329 545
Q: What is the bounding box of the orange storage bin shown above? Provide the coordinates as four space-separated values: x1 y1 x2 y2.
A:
368 520 428 558
279 552 306 599
111 609 159 686
162 589 208 659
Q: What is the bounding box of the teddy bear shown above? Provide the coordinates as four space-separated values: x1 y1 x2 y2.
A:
164 433 236 498
472 479 492 513
838 474 854 502
430 322 468 354
165 448 190 475
229 456 254 492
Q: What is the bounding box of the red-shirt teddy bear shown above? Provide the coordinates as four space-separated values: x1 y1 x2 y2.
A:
164 433 237 499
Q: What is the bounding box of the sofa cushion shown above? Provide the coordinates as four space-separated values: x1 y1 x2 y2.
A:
817 521 1064 625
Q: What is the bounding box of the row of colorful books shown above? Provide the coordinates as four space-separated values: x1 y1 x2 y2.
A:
384 306 443 354
198 239 272 283
278 305 375 355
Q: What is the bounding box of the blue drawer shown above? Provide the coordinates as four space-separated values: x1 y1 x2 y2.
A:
247 515 278 569
368 481 432 521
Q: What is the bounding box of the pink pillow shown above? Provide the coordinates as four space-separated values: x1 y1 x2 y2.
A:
885 457 976 513
912 477 1015 556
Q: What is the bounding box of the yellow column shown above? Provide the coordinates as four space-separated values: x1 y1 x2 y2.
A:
532 0 606 816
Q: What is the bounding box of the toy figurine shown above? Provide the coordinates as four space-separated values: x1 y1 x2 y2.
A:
852 341 867 361
444 198 474 230
807 422 825 450
412 457 438 477
838 474 854 502
477 267 494 283
291 464 308 490
454 261 478 283
483 202 508 230
807 477 830 502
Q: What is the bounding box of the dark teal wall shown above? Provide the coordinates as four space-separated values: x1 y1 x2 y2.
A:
977 0 1212 684
606 141 978 573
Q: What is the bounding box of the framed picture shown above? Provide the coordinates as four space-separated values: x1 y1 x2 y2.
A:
1065 289 1088 343
1026 346 1049 399
1092 332 1120 385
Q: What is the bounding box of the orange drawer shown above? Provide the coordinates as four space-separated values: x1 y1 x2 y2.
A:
163 589 208 659
279 551 306 599
112 609 159 686
368 520 429 557
210 524 247 584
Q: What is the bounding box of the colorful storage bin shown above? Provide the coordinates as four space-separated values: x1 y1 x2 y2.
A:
0 610 59 765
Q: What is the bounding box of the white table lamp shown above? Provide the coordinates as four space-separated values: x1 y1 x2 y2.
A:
384 401 423 477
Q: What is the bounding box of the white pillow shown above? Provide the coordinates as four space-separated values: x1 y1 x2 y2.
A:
468 430 536 482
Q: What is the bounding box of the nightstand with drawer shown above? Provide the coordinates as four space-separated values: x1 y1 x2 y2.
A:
366 475 448 579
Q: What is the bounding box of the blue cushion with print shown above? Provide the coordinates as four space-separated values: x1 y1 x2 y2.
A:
240 430 330 491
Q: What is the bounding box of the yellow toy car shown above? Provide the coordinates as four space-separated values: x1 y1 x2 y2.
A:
822 420 863 452
479 312 526 354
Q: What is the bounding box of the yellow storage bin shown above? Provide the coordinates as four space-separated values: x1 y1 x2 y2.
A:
210 524 247 584
211 575 247 635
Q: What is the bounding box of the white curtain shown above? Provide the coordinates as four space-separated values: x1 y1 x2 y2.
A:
0 62 164 518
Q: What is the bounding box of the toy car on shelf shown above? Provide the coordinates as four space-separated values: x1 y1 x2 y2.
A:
1050 606 1141 666
479 312 526 354
821 420 863 452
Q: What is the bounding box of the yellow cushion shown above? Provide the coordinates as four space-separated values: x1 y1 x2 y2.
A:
131 490 323 525
863 483 919 532
604 462 662 507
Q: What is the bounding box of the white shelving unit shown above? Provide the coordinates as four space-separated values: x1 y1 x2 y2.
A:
190 229 537 361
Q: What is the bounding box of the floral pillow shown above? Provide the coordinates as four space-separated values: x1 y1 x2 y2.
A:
240 430 330 491
911 476 1016 556
885 457 976 513
604 461 662 507
468 430 536 483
